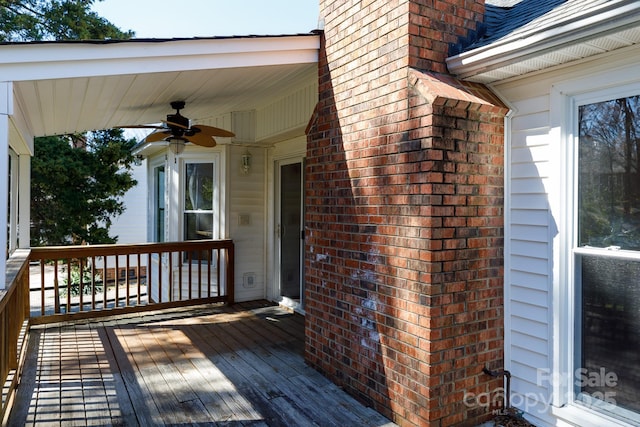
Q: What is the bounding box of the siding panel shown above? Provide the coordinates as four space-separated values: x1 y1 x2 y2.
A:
511 209 548 226
510 240 548 259
505 92 554 413
510 270 549 293
510 224 548 242
229 145 267 302
510 177 549 194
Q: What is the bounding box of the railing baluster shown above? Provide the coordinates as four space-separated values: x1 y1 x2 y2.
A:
207 249 212 298
125 254 130 307
227 244 234 303
54 260 60 314
91 256 96 310
168 250 173 302
216 248 221 299
158 252 163 303
102 256 108 309
188 251 193 300
39 261 45 316
117 255 122 308
198 252 202 299
137 253 142 305
79 258 84 311
147 253 152 303
66 259 72 314
178 251 183 301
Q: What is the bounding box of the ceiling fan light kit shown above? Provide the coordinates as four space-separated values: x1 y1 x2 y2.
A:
169 139 186 155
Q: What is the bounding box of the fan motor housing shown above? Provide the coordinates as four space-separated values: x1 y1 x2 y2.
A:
167 113 190 129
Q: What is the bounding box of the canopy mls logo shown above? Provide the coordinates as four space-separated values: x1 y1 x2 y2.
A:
463 368 619 414
537 367 619 389
538 367 618 409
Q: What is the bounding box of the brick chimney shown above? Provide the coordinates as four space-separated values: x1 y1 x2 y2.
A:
408 0 485 73
305 1 506 426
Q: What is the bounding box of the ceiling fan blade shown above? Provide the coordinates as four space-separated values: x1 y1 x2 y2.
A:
145 130 171 142
184 132 217 147
192 125 235 138
163 119 189 130
119 125 165 129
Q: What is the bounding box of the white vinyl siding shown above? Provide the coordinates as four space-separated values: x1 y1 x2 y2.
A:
505 94 554 411
494 44 640 427
107 161 148 244
228 144 267 302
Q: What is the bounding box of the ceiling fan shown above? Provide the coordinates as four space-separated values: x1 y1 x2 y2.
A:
125 101 235 148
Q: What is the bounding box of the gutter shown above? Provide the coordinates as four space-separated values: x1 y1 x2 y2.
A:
447 0 640 81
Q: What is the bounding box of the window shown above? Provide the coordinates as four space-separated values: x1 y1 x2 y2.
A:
183 161 216 261
573 94 640 420
153 165 165 242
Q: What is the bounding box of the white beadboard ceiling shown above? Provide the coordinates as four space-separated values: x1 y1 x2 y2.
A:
2 35 319 150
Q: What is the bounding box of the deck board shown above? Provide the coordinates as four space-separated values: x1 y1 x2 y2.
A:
9 301 396 426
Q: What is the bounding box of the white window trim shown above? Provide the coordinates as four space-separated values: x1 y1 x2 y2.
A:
147 155 167 243
180 152 222 241
550 68 640 427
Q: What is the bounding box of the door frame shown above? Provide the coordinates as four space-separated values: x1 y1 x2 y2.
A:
272 155 305 312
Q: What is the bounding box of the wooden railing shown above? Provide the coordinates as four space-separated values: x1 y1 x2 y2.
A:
1 249 31 424
1 239 234 421
28 239 235 324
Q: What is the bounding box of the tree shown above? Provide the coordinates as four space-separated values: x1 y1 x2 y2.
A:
578 95 640 249
31 129 139 246
0 1 140 246
0 0 134 41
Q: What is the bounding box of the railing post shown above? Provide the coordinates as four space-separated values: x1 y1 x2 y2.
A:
227 242 234 304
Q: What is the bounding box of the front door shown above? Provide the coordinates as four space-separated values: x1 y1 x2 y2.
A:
277 160 304 309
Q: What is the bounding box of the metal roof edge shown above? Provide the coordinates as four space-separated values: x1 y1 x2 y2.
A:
0 31 322 47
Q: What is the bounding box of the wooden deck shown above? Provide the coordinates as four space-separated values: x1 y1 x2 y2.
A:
8 301 396 426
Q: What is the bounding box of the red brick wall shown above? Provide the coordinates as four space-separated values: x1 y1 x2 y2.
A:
408 0 485 73
306 1 505 426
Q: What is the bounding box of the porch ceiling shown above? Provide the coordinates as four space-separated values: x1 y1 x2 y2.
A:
2 34 319 152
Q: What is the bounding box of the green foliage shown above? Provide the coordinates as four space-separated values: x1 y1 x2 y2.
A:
578 96 640 250
3 1 139 246
31 129 139 246
60 263 102 296
0 0 134 41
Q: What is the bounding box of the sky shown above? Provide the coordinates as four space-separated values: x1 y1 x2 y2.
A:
92 0 320 39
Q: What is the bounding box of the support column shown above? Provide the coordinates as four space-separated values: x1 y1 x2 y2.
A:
0 82 13 289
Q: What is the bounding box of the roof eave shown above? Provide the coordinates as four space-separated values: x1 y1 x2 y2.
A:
0 33 321 82
447 0 640 83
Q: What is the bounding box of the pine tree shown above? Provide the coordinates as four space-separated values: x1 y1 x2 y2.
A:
0 1 140 245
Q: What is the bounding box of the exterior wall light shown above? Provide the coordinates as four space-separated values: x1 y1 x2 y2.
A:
241 149 252 174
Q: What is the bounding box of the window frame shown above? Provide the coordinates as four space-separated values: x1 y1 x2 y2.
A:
554 78 640 426
153 163 166 243
180 155 220 243
148 156 167 243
